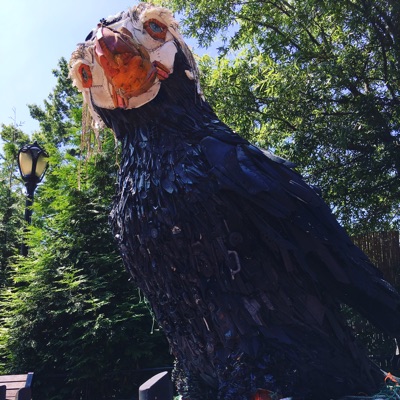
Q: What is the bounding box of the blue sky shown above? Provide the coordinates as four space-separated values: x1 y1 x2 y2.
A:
0 1 204 136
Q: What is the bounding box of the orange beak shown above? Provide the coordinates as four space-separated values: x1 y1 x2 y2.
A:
94 26 158 108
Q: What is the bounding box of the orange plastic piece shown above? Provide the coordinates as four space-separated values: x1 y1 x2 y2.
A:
95 27 158 106
78 64 93 88
385 372 399 385
252 388 273 400
143 18 168 41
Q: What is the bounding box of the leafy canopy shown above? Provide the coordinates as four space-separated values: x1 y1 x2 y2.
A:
160 0 400 234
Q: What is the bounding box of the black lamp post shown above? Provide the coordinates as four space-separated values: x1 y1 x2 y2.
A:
17 141 49 256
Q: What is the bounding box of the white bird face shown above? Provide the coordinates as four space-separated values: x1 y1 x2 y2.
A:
70 3 199 123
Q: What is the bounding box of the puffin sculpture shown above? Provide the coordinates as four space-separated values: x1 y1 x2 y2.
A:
70 4 400 399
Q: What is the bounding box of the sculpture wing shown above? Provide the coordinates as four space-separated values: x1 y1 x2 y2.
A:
200 134 400 336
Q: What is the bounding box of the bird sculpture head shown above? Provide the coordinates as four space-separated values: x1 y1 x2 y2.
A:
70 3 202 129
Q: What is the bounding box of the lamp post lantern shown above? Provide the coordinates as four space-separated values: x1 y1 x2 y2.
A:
17 141 49 256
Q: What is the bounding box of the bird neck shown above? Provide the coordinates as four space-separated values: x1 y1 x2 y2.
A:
117 101 217 168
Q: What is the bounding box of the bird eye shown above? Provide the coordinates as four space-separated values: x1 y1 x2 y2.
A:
144 19 167 40
149 21 163 33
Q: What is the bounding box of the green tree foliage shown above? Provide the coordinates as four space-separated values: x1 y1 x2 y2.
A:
28 59 80 147
0 59 171 399
0 122 29 371
0 123 29 286
161 0 400 234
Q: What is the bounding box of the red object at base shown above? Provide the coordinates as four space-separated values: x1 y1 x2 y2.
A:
252 388 274 400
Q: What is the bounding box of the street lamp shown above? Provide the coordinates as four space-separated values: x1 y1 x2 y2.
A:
17 141 49 256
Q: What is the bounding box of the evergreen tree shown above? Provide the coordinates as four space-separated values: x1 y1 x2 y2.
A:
0 59 171 399
0 123 29 285
0 122 29 372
